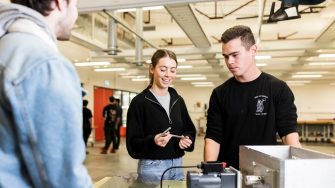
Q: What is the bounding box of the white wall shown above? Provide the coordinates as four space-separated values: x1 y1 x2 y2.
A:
77 67 335 123
291 85 335 120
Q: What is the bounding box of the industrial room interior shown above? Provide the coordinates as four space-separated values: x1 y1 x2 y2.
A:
2 0 335 187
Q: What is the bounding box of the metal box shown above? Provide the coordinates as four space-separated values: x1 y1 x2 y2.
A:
239 145 335 188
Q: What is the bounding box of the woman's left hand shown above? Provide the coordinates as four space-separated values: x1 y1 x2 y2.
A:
179 136 192 149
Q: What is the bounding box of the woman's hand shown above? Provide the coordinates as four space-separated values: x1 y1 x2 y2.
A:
179 136 192 149
154 132 172 147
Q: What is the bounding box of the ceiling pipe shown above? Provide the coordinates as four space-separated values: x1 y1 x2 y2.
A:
135 8 144 66
103 10 158 49
257 0 266 45
106 12 119 55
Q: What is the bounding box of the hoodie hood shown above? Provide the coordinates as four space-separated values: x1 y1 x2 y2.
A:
0 3 56 43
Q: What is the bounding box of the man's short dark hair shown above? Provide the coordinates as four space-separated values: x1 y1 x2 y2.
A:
10 0 64 16
83 100 88 107
115 98 120 104
109 96 115 103
221 25 256 50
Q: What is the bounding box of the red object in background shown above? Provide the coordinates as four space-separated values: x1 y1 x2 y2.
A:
93 86 113 141
120 126 126 137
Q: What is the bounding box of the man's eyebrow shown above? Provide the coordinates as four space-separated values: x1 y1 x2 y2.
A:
222 51 238 57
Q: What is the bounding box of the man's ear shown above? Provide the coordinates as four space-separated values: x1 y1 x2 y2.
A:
250 44 257 56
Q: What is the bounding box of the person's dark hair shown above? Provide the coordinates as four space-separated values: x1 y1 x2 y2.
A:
115 98 120 104
149 49 178 86
109 96 115 103
10 0 66 16
83 100 88 107
221 25 255 50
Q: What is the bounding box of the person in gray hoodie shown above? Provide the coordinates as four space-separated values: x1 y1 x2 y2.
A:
0 1 92 187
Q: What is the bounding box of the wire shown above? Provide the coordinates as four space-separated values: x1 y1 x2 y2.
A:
160 165 198 188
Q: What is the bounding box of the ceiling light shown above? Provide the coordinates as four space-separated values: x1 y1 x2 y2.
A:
319 54 335 58
256 63 267 67
292 75 322 78
178 65 192 69
122 75 146 78
115 8 136 12
176 74 203 77
94 68 125 72
255 55 271 60
181 77 207 81
286 80 311 83
295 71 328 74
191 82 213 85
308 62 335 66
75 62 110 66
131 78 150 81
116 6 164 13
287 83 306 86
142 6 164 11
193 85 214 87
177 58 186 63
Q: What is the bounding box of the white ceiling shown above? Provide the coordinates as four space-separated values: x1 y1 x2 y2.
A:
62 0 335 87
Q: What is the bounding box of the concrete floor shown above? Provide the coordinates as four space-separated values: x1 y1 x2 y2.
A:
84 135 335 184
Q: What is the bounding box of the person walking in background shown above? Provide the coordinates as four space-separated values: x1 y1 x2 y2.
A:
126 49 196 185
0 1 93 187
101 96 121 154
83 99 93 154
204 25 301 169
115 98 123 150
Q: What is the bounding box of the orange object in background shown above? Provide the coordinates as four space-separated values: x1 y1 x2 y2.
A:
120 126 126 137
93 86 113 141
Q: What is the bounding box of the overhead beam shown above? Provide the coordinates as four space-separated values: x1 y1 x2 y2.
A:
78 0 212 13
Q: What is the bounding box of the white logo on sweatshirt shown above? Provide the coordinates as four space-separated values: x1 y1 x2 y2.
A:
255 95 268 115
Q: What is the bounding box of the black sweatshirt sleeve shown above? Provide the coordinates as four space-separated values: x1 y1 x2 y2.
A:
126 98 159 159
180 98 196 152
275 83 298 138
205 89 223 144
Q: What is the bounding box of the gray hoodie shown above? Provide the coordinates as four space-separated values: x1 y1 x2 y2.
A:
0 3 55 42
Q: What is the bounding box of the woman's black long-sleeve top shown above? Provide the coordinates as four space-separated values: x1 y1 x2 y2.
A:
126 87 196 159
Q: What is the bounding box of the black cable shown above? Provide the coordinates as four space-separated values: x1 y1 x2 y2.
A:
160 165 199 188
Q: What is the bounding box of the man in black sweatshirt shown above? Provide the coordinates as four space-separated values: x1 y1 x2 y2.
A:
204 25 301 169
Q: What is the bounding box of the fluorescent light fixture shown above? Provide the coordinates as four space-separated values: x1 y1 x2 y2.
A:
75 61 110 66
319 54 335 58
191 82 213 85
286 80 311 83
94 68 125 72
255 55 271 60
131 78 150 81
122 75 146 79
115 8 136 12
287 83 305 86
256 63 267 67
116 6 164 12
143 6 164 11
145 60 151 64
181 77 206 81
295 71 328 74
308 62 335 66
176 74 202 78
193 84 214 87
177 58 186 63
178 65 192 69
292 74 322 78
